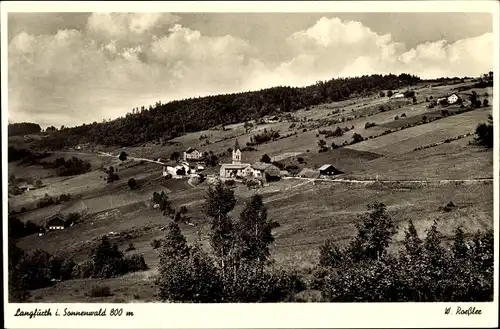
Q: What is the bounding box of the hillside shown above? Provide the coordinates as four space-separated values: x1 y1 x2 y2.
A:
24 73 421 148
8 77 493 303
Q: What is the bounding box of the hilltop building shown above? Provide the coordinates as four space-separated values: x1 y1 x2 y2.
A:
447 93 461 104
183 147 202 161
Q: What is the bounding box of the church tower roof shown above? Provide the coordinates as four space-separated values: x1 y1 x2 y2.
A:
234 139 240 151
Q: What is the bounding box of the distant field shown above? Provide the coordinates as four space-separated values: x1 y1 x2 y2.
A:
345 136 492 181
346 108 491 156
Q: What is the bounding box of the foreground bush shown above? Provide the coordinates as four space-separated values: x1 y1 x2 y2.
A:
314 207 494 302
87 285 113 298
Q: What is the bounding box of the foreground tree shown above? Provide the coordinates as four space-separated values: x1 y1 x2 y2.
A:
156 222 192 301
204 181 237 281
348 203 396 261
235 194 279 267
474 114 493 148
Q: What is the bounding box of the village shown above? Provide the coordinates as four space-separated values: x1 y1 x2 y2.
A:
7 69 494 304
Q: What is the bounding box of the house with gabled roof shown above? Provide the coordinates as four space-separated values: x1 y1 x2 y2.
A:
183 147 203 161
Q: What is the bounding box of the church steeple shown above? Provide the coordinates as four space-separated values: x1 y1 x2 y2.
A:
232 139 241 164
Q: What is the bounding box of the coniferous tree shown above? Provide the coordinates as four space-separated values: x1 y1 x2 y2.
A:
453 226 468 259
348 203 396 261
156 222 191 301
403 219 422 257
90 236 125 278
235 194 279 266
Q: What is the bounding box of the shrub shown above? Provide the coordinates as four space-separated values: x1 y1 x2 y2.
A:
249 129 280 145
71 259 94 279
365 122 376 129
225 179 235 187
128 178 138 190
351 133 364 144
401 113 407 118
246 179 260 189
394 116 399 120
126 243 136 252
151 239 162 249
124 254 148 272
483 99 489 107
297 157 304 164
87 285 113 298
16 249 53 290
474 116 493 148
61 258 76 280
119 151 127 161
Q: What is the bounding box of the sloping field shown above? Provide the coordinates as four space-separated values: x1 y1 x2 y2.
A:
344 136 492 181
265 181 492 268
346 109 491 156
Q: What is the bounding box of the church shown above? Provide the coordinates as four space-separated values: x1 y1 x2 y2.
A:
219 139 253 178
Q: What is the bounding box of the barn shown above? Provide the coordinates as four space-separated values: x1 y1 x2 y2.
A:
251 162 281 182
318 164 342 176
45 214 66 231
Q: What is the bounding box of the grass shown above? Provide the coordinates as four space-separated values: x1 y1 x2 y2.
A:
346 108 491 156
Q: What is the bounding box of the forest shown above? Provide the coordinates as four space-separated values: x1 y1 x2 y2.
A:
22 73 421 148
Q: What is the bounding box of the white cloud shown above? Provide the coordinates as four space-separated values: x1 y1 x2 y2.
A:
8 15 493 127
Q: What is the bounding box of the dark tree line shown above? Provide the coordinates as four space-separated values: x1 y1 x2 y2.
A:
39 156 92 176
31 74 421 148
8 122 41 136
8 146 51 163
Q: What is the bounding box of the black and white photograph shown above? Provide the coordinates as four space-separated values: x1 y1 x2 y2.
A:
2 1 498 328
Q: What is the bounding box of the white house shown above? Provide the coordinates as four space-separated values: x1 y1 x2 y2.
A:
447 93 461 104
183 148 203 161
393 93 404 99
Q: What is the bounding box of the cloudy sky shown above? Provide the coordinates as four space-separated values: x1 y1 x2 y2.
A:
7 12 493 128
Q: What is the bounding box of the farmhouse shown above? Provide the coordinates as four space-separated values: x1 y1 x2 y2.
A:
45 214 66 231
251 162 281 181
162 160 179 177
447 93 461 104
183 147 202 161
319 164 342 176
18 183 35 192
